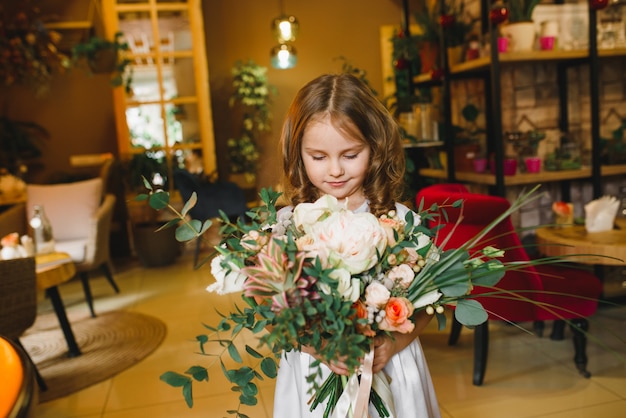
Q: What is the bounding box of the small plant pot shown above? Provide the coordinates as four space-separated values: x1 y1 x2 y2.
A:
473 158 487 173
525 157 542 173
132 222 181 267
490 158 518 176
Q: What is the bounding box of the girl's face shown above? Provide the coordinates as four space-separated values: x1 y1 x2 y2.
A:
300 116 370 210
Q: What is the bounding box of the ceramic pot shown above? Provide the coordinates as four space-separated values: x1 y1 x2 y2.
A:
500 22 536 52
418 41 439 74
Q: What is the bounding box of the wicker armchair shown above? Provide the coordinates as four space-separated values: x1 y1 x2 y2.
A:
0 257 47 391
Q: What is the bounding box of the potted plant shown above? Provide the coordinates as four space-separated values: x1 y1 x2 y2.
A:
226 60 276 193
439 0 480 65
71 32 133 94
413 0 442 73
500 0 541 51
0 116 48 177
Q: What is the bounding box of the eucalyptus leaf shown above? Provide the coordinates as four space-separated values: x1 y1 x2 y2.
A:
455 299 488 326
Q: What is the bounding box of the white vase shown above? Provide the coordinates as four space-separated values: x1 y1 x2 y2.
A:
501 22 536 52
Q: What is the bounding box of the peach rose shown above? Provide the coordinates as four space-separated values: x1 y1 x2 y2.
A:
364 281 390 308
378 216 404 246
354 300 375 337
387 264 415 288
378 297 415 334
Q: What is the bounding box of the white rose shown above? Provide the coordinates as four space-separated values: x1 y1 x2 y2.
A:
207 255 247 295
329 268 360 302
414 233 432 250
292 195 344 232
308 210 387 274
387 264 415 288
364 281 390 308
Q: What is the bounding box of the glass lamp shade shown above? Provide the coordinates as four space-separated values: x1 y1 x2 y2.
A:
270 43 297 69
271 15 299 43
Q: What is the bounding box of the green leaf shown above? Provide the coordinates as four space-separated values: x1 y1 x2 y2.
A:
440 282 470 298
245 345 263 358
182 381 193 408
261 357 278 378
134 193 148 201
228 342 243 363
148 190 169 210
239 393 258 406
159 371 191 387
181 192 198 217
176 220 202 241
455 299 488 326
185 365 208 382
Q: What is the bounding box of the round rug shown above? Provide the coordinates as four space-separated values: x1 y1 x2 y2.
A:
20 310 167 403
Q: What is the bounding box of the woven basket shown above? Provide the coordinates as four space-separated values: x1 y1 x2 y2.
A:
0 257 37 339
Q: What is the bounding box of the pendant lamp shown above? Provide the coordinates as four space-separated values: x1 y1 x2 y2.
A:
271 14 299 43
270 0 298 69
270 43 297 69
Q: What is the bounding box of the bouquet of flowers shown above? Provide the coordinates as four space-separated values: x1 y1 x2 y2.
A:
144 182 554 418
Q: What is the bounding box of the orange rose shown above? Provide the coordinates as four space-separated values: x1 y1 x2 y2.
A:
354 300 375 337
378 297 415 334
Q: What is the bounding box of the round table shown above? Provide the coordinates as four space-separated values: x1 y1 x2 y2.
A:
535 218 626 266
35 252 81 357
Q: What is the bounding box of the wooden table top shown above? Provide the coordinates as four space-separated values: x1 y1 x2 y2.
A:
535 218 626 266
35 252 76 290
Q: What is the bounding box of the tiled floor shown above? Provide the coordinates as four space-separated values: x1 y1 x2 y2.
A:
33 248 626 418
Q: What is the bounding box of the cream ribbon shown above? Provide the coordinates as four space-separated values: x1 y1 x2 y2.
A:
330 346 396 418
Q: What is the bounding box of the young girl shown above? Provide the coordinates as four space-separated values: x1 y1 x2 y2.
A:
274 73 441 417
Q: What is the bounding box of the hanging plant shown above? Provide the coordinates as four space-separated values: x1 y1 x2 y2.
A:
71 31 133 94
0 2 71 95
226 60 276 183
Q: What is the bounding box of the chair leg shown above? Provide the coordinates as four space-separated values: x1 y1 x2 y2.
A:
448 315 463 346
14 339 47 391
100 263 120 294
79 272 97 318
550 319 566 341
473 321 489 386
533 320 545 337
569 318 591 378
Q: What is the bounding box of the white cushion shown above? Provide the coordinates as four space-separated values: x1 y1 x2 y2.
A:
26 178 102 241
55 239 87 263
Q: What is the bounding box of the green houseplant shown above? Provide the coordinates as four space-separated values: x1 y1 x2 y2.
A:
71 31 133 93
226 60 276 186
506 0 541 23
500 0 541 51
0 116 48 176
413 0 442 73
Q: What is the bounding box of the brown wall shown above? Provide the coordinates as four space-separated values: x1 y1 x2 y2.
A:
2 0 406 189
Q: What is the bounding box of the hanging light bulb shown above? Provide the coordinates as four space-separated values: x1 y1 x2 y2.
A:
270 43 297 69
272 14 299 43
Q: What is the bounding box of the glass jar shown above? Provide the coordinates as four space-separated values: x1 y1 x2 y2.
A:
29 204 55 255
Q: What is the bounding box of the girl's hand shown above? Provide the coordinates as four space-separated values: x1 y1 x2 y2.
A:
371 310 433 374
301 345 353 376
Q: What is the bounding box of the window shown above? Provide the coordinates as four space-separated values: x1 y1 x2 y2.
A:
102 0 215 191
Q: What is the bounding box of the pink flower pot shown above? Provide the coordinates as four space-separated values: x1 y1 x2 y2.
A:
525 157 542 173
473 158 487 173
490 158 518 176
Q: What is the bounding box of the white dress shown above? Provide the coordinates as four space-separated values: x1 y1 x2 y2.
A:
273 201 441 418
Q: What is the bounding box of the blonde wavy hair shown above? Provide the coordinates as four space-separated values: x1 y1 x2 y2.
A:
279 73 405 217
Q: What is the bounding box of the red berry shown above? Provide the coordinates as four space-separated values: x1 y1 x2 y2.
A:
439 14 455 29
489 7 509 25
394 58 408 70
590 0 609 10
430 68 444 81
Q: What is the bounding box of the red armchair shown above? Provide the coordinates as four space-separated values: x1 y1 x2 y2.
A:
416 184 602 385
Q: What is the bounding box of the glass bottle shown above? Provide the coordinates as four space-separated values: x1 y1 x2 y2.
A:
30 204 55 255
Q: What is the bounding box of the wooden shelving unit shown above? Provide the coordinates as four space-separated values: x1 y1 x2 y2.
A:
409 0 626 197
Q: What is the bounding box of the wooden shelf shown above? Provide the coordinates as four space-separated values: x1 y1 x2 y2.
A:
44 21 93 30
437 48 626 76
403 141 444 149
